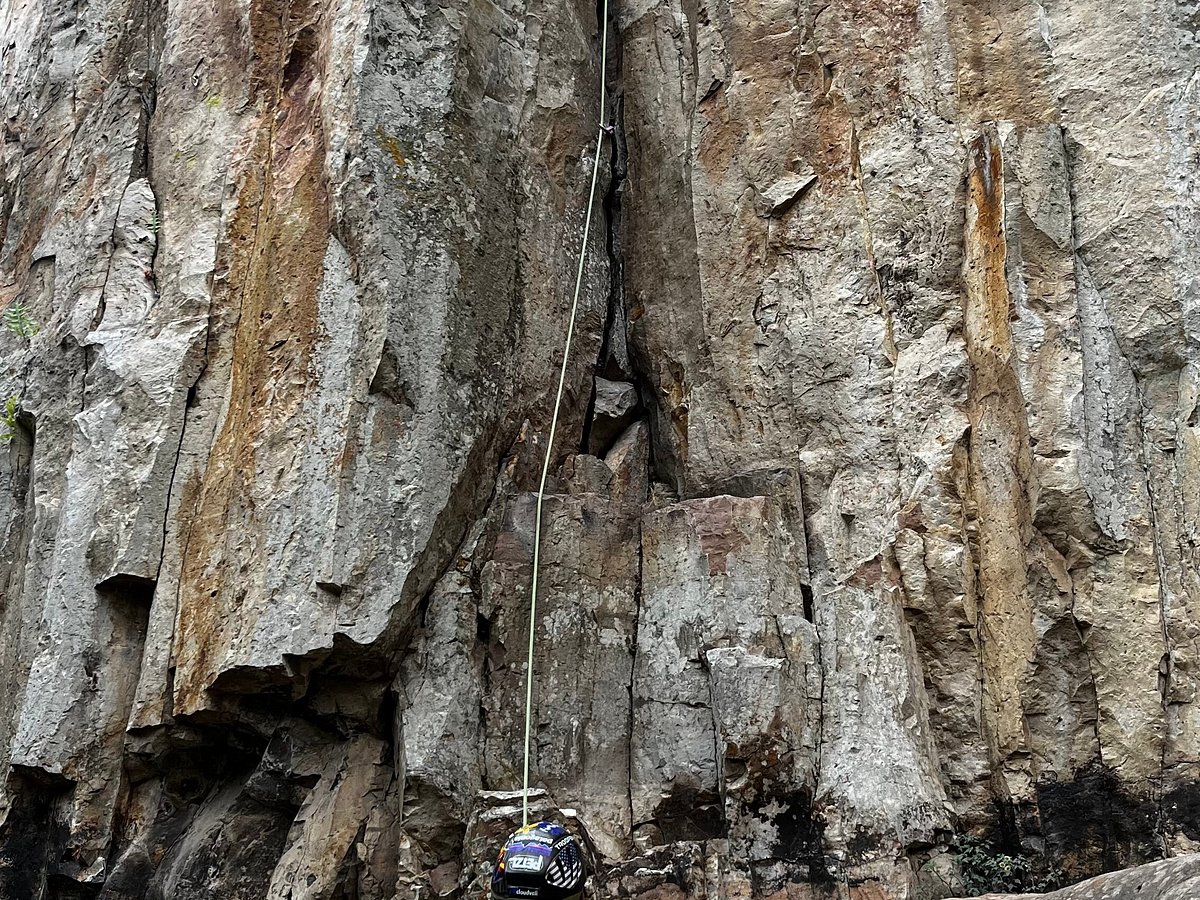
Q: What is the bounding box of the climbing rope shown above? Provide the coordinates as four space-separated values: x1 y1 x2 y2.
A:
520 0 611 827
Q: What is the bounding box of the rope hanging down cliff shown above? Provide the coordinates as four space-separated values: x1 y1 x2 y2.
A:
520 1 612 827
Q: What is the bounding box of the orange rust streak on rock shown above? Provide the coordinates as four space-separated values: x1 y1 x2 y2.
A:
173 8 332 716
962 127 1039 799
965 130 1012 369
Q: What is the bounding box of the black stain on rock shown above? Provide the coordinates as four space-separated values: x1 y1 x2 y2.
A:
652 783 724 843
1035 765 1164 878
1162 781 1200 843
0 770 72 900
770 791 832 884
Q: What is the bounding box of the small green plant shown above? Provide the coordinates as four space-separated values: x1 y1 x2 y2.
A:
956 838 1062 896
0 397 17 443
147 210 160 234
3 301 39 338
2 302 39 443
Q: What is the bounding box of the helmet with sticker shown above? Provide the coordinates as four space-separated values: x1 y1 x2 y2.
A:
489 821 586 900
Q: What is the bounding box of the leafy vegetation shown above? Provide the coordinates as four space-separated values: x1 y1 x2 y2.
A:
956 838 1063 896
2 301 39 444
3 301 39 338
0 397 17 443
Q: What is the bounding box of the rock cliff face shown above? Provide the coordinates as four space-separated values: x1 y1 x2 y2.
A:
0 0 1198 897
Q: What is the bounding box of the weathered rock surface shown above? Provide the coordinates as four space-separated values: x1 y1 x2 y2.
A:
0 0 1198 897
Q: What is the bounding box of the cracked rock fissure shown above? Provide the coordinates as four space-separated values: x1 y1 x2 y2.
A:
0 0 1199 897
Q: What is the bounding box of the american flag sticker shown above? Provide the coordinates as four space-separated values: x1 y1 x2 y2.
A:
544 843 583 888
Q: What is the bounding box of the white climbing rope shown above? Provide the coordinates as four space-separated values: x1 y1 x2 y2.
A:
521 0 611 828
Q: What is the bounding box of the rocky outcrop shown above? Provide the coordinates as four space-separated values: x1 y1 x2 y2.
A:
0 0 1198 897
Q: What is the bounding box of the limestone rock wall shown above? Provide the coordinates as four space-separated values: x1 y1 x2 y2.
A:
0 0 1198 897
